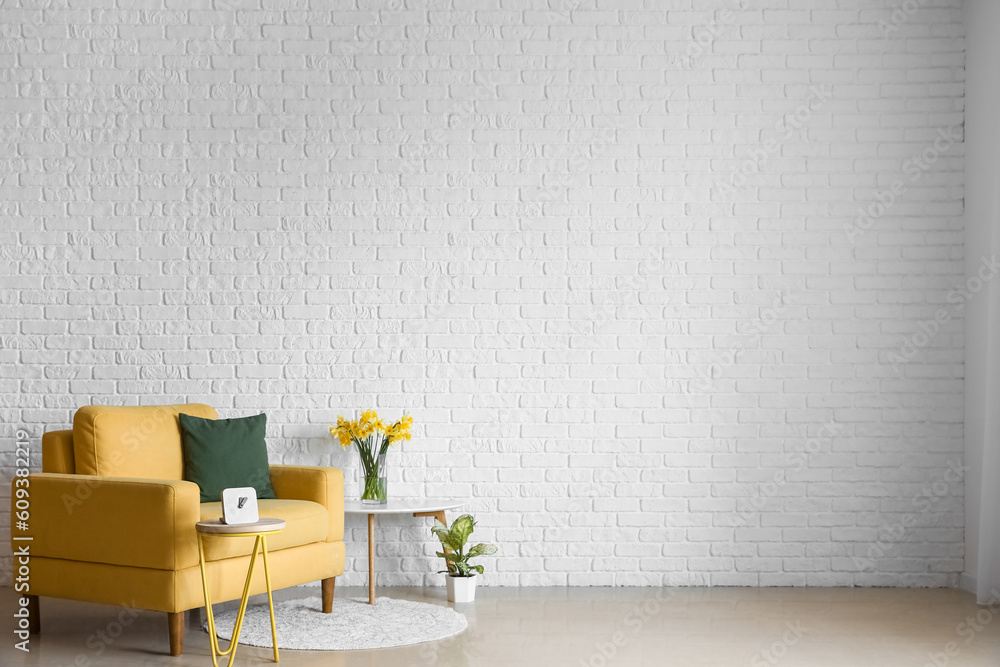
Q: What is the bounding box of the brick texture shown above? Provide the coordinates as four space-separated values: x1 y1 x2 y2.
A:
0 0 965 588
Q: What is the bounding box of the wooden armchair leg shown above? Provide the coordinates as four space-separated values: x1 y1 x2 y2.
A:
167 612 183 656
27 595 39 634
322 577 336 613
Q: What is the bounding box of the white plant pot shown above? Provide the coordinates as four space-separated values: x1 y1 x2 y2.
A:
446 575 477 603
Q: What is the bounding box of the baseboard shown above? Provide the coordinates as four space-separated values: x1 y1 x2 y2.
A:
960 572 976 593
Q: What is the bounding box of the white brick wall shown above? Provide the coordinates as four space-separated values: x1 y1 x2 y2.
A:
0 0 965 588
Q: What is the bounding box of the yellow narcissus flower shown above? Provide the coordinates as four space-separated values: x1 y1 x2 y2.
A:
329 415 355 448
358 409 379 437
330 410 413 448
385 413 413 444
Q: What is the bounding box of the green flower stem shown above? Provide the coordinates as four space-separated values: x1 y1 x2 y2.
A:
356 434 388 502
361 473 385 502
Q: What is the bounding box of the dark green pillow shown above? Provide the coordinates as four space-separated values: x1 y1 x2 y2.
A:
179 412 276 503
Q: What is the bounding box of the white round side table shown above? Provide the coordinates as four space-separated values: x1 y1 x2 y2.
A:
344 499 464 605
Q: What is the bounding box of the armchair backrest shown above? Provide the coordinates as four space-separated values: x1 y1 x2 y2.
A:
70 404 217 479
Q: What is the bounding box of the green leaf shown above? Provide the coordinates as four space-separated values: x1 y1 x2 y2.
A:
471 564 484 575
431 520 458 550
448 514 475 549
467 543 497 558
436 551 462 563
454 562 470 577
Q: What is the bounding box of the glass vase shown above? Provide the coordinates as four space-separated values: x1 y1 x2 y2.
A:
358 447 387 505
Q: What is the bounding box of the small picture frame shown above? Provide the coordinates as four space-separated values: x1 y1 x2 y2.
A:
220 487 259 525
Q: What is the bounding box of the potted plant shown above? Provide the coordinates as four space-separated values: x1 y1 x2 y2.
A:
432 514 497 603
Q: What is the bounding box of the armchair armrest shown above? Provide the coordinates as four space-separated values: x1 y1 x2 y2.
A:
269 465 343 542
12 473 201 570
42 429 75 474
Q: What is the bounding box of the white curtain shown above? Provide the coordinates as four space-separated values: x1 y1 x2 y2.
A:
965 0 1000 605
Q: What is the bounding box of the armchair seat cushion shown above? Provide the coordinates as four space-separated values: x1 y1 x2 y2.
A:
198 499 329 562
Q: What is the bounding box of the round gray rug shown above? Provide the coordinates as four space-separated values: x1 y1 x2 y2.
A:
204 596 467 651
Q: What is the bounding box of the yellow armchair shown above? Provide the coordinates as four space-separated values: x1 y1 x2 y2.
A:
11 404 345 657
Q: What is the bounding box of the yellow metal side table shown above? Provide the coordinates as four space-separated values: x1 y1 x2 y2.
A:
196 517 285 667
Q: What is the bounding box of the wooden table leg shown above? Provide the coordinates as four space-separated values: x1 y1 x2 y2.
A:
26 595 39 634
167 611 183 657
321 577 335 613
368 513 375 605
413 510 447 526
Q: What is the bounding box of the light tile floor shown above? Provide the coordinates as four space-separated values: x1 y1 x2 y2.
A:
2 586 999 666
